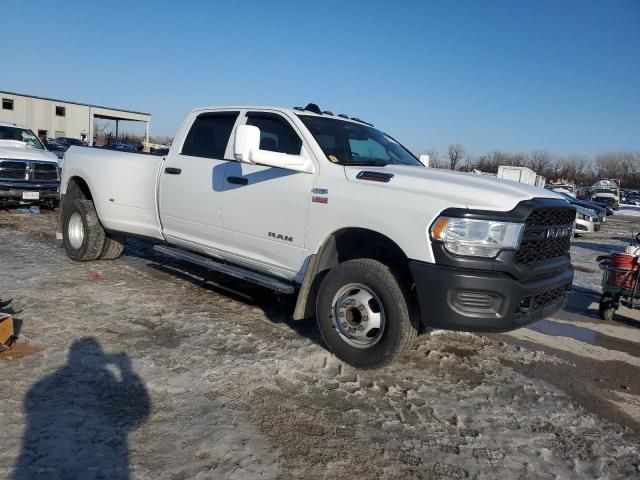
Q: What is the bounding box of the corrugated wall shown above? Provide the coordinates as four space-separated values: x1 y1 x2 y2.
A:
0 93 91 139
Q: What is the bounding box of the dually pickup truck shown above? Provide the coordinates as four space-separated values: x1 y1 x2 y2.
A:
59 103 576 368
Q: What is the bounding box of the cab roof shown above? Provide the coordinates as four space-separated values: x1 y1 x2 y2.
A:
190 103 374 127
0 120 30 129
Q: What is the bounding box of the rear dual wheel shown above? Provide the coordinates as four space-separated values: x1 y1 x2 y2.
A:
62 199 125 261
315 259 418 369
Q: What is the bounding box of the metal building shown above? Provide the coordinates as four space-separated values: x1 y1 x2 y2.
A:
0 90 151 147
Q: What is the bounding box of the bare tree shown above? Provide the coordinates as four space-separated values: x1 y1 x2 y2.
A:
447 143 466 170
527 151 554 177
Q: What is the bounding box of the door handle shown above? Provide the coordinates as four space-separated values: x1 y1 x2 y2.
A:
227 176 248 185
164 167 182 175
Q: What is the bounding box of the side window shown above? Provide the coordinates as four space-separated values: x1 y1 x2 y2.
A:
182 112 239 159
246 113 302 155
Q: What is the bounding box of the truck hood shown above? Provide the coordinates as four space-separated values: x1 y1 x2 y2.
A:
344 164 561 211
0 142 60 165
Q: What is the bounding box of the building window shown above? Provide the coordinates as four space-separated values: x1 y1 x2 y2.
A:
2 98 13 110
55 106 66 117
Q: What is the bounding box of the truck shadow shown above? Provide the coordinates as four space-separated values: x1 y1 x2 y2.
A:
10 337 150 480
122 239 326 349
148 262 325 348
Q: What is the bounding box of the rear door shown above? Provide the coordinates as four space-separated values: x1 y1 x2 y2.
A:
159 110 240 251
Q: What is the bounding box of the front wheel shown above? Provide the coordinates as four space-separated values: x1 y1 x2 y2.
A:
315 259 418 369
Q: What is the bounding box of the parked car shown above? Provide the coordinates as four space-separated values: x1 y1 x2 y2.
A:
555 191 609 222
622 190 640 205
46 140 66 160
574 205 600 236
0 122 60 205
58 103 576 368
151 147 170 156
591 179 620 210
55 137 88 150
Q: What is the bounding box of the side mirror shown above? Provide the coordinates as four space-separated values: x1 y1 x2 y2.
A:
234 125 314 173
419 154 430 167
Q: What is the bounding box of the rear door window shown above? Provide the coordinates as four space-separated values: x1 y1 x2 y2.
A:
182 112 239 159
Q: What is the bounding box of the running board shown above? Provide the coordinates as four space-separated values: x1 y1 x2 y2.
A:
153 245 295 294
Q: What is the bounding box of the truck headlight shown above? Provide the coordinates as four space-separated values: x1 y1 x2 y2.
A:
430 217 524 258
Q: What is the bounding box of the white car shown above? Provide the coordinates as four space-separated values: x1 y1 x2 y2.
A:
0 121 60 204
574 205 600 235
58 103 576 368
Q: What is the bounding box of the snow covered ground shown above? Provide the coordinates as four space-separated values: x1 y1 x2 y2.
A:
614 205 640 217
1 210 639 479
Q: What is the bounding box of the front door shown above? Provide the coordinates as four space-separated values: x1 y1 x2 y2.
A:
159 110 240 253
219 111 316 277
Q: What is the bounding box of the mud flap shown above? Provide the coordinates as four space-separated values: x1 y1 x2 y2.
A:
56 193 65 241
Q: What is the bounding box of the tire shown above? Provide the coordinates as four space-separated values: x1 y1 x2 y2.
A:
100 232 126 260
315 258 418 369
62 199 106 261
599 294 615 321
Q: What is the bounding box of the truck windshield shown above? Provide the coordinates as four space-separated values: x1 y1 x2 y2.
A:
0 126 45 150
298 115 422 167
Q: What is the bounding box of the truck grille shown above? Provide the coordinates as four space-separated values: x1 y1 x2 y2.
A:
515 207 575 265
594 197 615 206
0 161 27 180
0 160 59 183
33 163 58 181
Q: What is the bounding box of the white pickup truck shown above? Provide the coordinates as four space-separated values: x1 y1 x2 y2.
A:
58 104 575 368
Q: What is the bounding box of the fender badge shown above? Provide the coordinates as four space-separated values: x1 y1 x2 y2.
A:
312 196 328 204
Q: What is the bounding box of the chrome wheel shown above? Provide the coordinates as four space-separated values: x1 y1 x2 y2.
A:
331 283 385 349
68 212 84 249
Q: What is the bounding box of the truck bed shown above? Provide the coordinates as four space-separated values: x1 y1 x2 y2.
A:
62 147 165 239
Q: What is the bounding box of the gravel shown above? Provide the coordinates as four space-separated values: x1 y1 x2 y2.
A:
1 210 639 479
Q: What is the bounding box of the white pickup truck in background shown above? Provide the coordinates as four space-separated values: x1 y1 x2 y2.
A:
58 103 576 368
0 121 60 205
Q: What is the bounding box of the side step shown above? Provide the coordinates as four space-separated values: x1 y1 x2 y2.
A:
153 245 295 294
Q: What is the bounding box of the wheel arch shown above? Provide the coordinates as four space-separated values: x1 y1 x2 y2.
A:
293 227 414 320
64 176 93 201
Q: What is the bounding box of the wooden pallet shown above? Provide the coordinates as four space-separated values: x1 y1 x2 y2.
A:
0 313 14 350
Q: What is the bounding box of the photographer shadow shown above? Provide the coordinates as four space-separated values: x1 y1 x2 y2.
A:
11 337 150 480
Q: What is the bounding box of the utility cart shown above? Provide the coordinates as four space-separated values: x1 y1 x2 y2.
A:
598 252 640 321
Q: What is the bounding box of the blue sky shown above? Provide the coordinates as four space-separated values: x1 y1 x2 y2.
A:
3 0 639 156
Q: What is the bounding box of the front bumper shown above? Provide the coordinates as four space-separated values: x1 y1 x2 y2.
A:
0 181 60 201
575 219 600 233
409 260 573 332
